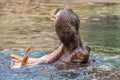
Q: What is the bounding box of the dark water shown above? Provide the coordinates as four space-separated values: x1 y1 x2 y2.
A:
0 2 120 80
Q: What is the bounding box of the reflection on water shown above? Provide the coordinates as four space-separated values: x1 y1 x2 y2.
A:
0 2 120 80
85 15 120 48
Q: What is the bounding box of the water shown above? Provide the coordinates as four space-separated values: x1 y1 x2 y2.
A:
0 2 120 80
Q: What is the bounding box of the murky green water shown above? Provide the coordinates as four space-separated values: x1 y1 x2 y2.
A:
0 2 120 80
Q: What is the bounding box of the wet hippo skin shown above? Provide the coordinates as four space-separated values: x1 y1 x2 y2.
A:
51 8 91 69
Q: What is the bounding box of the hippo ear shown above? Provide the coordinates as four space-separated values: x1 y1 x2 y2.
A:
54 8 63 14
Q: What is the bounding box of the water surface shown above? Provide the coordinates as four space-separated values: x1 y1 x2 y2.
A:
0 2 120 80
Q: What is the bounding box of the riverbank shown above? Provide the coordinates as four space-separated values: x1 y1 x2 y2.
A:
0 0 120 4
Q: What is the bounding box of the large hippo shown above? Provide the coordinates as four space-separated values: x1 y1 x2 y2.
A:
11 8 91 69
